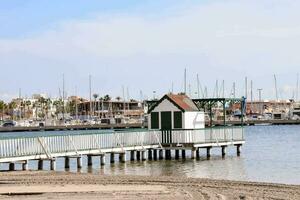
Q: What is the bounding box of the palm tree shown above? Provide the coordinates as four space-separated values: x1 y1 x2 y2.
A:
53 99 63 119
38 97 46 119
0 100 7 121
32 101 40 120
25 100 31 119
8 102 17 120
93 94 99 116
103 94 111 101
44 98 52 123
20 101 25 120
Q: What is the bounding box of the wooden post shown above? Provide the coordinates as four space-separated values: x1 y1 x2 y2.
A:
182 150 186 159
22 161 28 170
196 148 200 159
153 149 157 160
236 144 242 156
148 149 153 160
110 153 115 163
141 151 146 161
130 151 135 161
191 148 196 159
38 160 43 170
119 153 126 163
50 159 56 171
159 149 163 160
221 146 227 157
87 155 93 166
65 157 70 169
100 155 106 165
77 157 82 168
136 151 141 161
206 147 211 159
165 150 171 160
9 163 15 171
175 149 180 160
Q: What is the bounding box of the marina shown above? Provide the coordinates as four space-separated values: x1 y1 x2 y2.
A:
0 94 244 172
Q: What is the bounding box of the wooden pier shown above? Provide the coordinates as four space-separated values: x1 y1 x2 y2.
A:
0 127 244 171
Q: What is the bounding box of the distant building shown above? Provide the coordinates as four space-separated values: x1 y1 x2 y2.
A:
245 100 293 115
78 99 144 121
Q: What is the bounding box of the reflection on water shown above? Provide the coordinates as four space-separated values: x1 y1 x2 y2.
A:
1 125 300 185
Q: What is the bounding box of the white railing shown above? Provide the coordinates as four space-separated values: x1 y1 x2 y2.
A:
0 131 160 159
0 127 244 160
170 127 244 144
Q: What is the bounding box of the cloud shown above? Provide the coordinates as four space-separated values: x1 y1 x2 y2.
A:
1 0 300 100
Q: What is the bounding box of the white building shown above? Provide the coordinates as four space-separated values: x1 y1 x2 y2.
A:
148 94 204 130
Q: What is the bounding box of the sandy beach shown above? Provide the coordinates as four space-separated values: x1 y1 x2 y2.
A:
0 171 299 200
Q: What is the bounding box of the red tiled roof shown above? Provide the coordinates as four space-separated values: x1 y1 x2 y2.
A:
167 94 199 112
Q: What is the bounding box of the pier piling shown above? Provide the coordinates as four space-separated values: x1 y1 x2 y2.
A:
159 149 163 160
130 151 135 161
221 146 227 157
175 149 180 160
136 151 141 161
153 149 158 160
22 161 28 170
50 159 56 171
38 160 43 170
110 153 115 163
148 149 153 160
77 157 82 168
206 147 211 159
100 155 106 165
191 148 196 159
196 148 200 159
119 153 126 163
65 157 70 169
182 150 186 159
141 151 146 161
87 155 93 166
236 144 242 156
9 163 15 171
165 150 171 160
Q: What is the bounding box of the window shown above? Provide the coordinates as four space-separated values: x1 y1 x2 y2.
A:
151 112 159 129
173 111 182 129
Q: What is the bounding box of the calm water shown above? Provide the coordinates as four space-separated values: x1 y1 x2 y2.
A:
1 125 300 185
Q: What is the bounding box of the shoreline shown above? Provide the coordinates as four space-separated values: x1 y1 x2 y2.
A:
0 171 299 199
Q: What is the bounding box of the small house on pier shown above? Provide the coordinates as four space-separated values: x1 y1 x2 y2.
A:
148 94 205 130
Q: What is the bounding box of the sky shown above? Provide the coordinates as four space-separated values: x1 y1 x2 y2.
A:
0 0 300 102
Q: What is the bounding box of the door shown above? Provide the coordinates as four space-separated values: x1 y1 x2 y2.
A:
161 111 172 143
161 111 172 130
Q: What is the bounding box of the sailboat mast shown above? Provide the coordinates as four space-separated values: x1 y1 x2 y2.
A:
296 73 299 101
197 74 200 98
75 86 78 120
274 74 278 101
89 75 92 119
184 68 187 94
233 82 236 98
62 74 65 122
245 77 248 99
250 80 253 114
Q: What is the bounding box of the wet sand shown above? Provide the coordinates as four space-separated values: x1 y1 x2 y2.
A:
0 171 299 200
